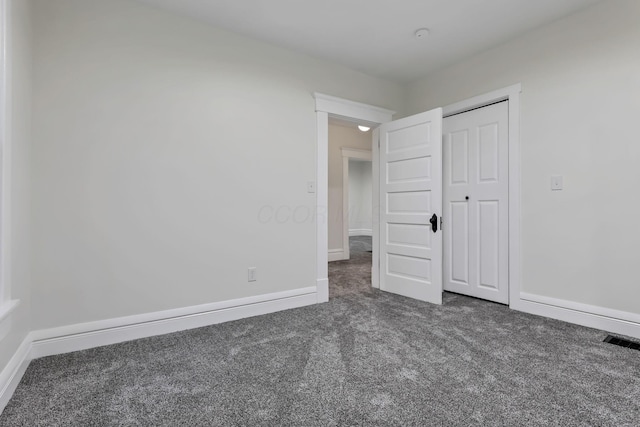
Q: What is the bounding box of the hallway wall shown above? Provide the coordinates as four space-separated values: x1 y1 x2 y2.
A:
348 160 372 236
328 123 371 259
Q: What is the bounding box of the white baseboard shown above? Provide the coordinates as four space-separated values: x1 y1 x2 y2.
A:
514 292 640 340
349 229 372 237
30 287 317 359
328 249 348 262
0 336 32 415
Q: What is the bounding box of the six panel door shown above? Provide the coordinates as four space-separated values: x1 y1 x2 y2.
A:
442 101 509 304
379 108 443 304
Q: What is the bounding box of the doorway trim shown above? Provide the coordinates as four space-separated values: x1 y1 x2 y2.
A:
314 93 395 303
341 148 373 261
442 83 522 308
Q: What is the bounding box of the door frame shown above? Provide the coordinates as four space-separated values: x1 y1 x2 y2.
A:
314 93 395 303
442 84 522 308
341 148 373 261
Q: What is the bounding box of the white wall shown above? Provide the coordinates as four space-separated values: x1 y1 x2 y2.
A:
0 0 32 375
29 0 404 330
327 123 372 252
406 0 640 315
348 160 372 235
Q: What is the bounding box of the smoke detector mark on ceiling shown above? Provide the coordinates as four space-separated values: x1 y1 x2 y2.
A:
414 28 430 40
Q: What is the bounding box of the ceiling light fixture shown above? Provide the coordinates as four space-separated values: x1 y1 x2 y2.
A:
358 125 371 132
414 28 430 40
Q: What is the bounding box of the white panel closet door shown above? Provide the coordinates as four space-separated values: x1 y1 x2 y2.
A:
443 101 509 304
379 108 443 304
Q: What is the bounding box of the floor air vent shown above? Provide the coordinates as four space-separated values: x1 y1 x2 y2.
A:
603 335 640 351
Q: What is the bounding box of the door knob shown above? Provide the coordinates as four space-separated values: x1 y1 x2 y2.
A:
430 214 438 233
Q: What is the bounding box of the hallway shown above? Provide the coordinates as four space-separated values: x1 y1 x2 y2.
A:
329 236 373 299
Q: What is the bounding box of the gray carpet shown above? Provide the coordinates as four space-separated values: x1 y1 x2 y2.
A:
2 237 640 426
329 236 373 299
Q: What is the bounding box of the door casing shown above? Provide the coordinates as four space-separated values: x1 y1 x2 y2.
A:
314 93 395 303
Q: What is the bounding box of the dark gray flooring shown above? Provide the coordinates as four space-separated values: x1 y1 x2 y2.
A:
1 237 640 425
329 236 373 299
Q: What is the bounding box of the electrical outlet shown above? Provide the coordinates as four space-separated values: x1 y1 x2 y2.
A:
551 175 563 191
248 267 257 282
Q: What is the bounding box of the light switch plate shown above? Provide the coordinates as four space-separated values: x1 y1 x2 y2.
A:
307 181 316 193
551 175 563 191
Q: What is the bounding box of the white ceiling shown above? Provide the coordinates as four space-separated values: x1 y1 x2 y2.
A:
138 0 602 83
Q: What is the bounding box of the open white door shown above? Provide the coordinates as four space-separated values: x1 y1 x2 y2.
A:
378 108 443 304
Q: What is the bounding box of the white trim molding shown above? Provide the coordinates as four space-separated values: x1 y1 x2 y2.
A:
371 128 380 289
341 147 373 161
315 110 330 303
314 93 395 125
443 84 522 116
314 93 394 303
315 279 328 303
29 287 317 359
349 229 372 237
328 248 347 262
0 335 31 415
515 293 640 340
